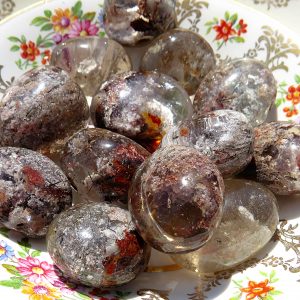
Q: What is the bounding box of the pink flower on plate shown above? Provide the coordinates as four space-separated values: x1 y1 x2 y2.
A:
17 256 58 284
68 20 99 38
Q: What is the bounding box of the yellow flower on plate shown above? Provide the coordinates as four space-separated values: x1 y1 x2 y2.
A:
21 280 61 300
51 8 77 34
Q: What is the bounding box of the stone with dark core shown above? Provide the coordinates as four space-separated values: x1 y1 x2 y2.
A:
61 128 150 205
0 147 72 238
128 145 224 254
254 121 300 195
141 28 216 95
193 59 277 127
47 202 151 288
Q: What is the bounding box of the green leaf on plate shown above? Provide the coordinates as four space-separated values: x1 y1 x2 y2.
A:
40 41 54 48
295 74 300 84
275 98 285 108
18 251 26 258
18 238 31 254
8 36 21 43
72 1 83 18
259 270 268 277
225 11 230 21
82 12 96 21
230 13 238 25
41 23 53 31
44 10 52 18
31 16 49 26
10 45 20 52
0 278 23 289
234 36 245 43
31 250 41 258
2 264 20 276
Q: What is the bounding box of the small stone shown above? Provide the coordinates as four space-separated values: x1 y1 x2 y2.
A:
171 179 279 273
102 0 176 46
193 59 277 127
61 128 150 205
161 110 254 177
91 71 193 142
0 66 89 156
51 37 132 98
129 145 224 254
141 28 216 95
0 147 72 238
254 121 300 195
47 201 151 288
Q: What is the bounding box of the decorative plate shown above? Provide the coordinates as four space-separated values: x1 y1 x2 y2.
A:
0 0 300 299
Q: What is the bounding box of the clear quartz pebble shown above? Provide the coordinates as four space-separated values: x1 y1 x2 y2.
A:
141 28 216 95
254 121 300 195
193 58 277 127
47 201 151 288
50 36 132 98
128 145 224 254
102 0 176 46
161 110 254 177
171 179 279 274
90 71 193 143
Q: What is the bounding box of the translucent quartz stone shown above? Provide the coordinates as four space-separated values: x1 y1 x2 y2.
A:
161 110 254 177
61 128 150 205
193 59 277 127
47 202 151 288
51 37 132 98
254 122 300 195
171 179 279 274
103 0 176 46
0 147 72 238
0 66 89 157
128 145 224 254
141 28 216 95
91 71 193 142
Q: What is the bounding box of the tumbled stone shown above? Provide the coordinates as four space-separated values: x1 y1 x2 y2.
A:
254 121 300 195
0 66 89 156
171 179 279 273
47 201 150 288
102 0 176 46
128 145 224 254
193 59 277 127
0 147 72 238
141 28 216 95
61 128 150 205
51 37 132 98
161 110 254 177
90 71 193 143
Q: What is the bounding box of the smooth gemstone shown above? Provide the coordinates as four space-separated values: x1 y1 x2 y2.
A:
91 71 193 142
47 202 151 288
193 59 277 127
254 121 300 195
161 110 254 177
0 147 72 238
128 145 224 254
102 0 176 46
51 37 132 97
0 66 89 157
141 28 216 95
61 128 150 205
171 179 279 273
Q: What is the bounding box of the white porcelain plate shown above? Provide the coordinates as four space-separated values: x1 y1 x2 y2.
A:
0 0 300 299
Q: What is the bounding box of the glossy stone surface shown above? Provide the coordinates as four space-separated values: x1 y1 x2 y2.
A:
0 66 89 156
129 145 224 254
91 71 193 141
103 0 176 46
161 110 254 177
172 179 279 273
193 59 277 127
254 122 300 195
141 28 216 95
47 202 150 288
0 147 72 238
61 128 150 205
51 37 132 97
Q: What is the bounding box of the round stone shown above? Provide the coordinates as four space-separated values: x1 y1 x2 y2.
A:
90 71 193 142
128 145 224 254
0 66 89 156
61 128 150 205
171 179 279 273
254 121 300 195
0 147 72 238
193 58 277 127
51 37 132 97
47 202 151 288
102 0 176 46
161 110 254 177
141 28 216 95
